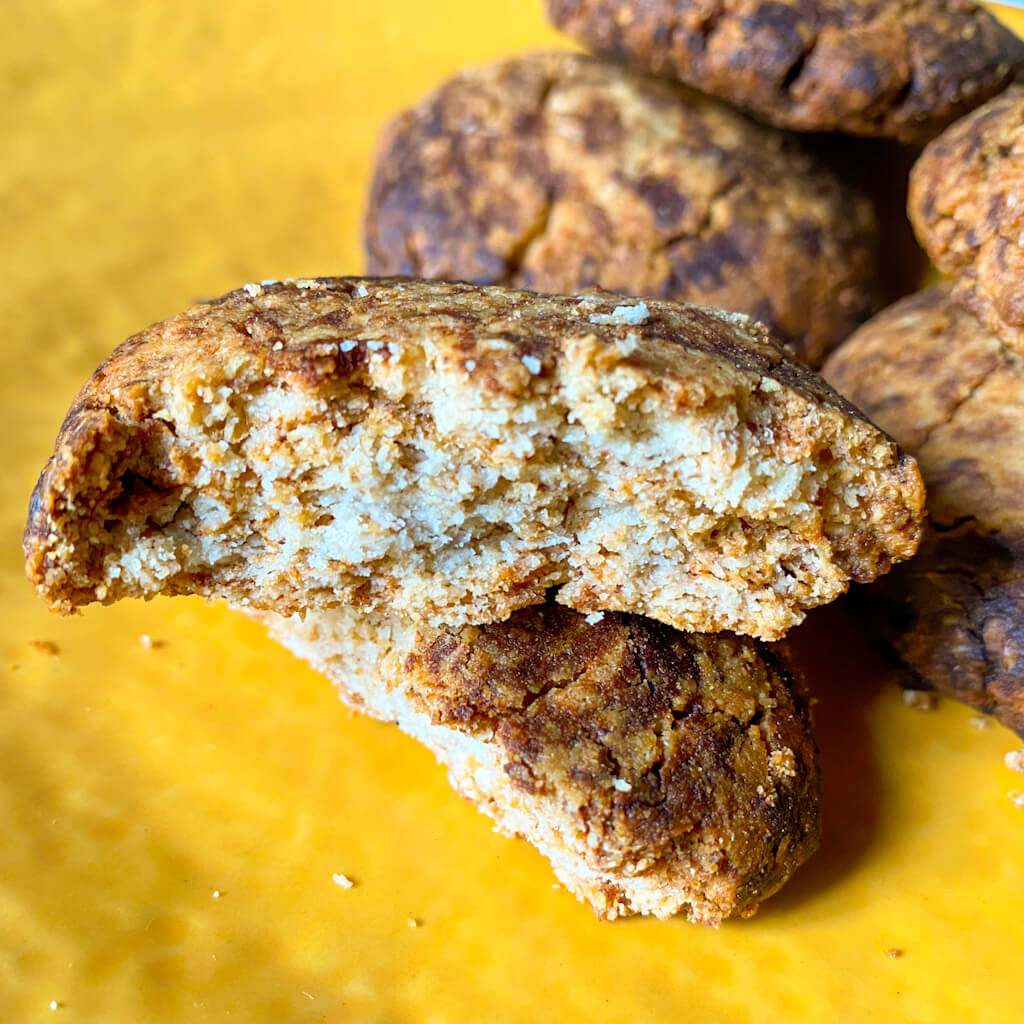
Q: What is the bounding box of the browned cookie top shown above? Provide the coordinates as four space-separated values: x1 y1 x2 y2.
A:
548 0 1023 142
365 51 880 367
909 85 1024 356
823 286 1024 735
403 603 821 917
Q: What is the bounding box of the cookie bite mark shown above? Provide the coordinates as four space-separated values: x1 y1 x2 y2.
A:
26 277 924 641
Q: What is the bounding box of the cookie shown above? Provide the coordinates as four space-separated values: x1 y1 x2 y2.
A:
909 85 1024 356
547 0 1023 142
365 52 880 367
25 277 924 641
258 602 821 923
823 287 1024 735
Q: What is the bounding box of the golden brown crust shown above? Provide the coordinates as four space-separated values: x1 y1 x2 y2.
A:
823 287 1024 735
547 0 1023 143
909 86 1024 356
258 601 820 922
25 277 924 639
365 52 880 367
406 606 821 919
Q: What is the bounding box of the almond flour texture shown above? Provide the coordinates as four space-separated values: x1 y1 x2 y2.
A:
25 278 924 641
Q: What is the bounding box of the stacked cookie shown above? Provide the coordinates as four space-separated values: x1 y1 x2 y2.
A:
22 3 1023 922
25 279 924 921
367 2 1023 368
365 51 879 367
824 88 1024 738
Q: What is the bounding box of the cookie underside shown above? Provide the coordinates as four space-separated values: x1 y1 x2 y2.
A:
257 603 821 923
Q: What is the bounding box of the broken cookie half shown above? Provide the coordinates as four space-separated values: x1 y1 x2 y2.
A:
25 278 924 641
257 603 821 923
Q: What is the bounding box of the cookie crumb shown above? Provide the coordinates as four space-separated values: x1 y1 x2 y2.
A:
1005 749 1024 776
139 634 165 650
211 890 221 899
406 916 421 928
886 948 904 959
332 873 355 889
1008 791 1024 810
584 611 605 625
968 715 989 730
769 748 798 778
902 689 936 711
30 640 59 656
589 301 650 326
615 331 640 356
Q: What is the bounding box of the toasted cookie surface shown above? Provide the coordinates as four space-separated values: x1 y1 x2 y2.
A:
823 287 1024 735
258 603 821 923
547 0 1023 142
909 86 1024 356
365 52 879 367
25 277 924 640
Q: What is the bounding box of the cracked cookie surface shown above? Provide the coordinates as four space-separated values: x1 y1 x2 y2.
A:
365 51 880 367
259 602 821 923
909 86 1024 356
823 286 1024 735
547 0 1023 142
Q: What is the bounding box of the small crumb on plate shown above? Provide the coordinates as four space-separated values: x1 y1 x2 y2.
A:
902 689 936 711
332 873 355 889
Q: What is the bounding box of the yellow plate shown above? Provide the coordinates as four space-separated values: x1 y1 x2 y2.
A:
2 3 1022 1020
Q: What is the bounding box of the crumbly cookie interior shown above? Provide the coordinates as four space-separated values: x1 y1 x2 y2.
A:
57 323 914 640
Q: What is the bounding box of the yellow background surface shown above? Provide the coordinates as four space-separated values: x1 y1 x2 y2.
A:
2 2 1023 1021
